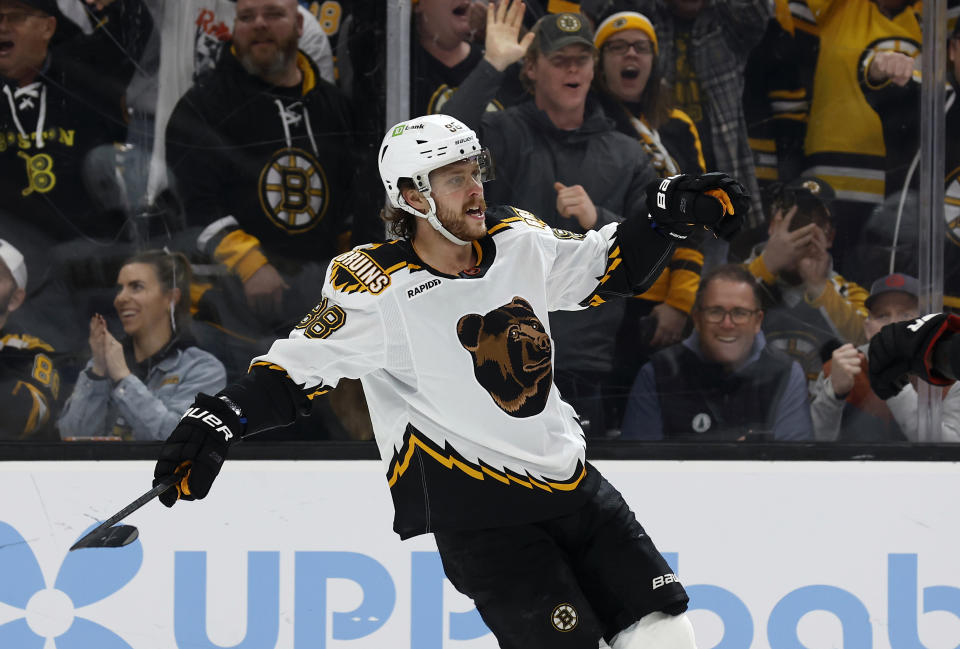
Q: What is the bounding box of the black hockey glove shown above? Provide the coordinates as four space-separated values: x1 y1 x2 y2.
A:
868 313 960 400
646 172 750 241
153 393 245 507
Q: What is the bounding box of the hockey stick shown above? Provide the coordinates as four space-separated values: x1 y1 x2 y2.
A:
68 407 310 552
69 473 179 551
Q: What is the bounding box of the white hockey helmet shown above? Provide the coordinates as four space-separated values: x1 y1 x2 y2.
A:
378 115 494 244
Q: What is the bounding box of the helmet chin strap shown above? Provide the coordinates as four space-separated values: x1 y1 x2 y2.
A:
400 195 470 246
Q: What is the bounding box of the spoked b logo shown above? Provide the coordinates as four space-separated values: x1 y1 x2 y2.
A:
551 603 578 632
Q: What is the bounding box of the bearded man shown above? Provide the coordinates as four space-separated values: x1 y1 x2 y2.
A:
164 0 362 379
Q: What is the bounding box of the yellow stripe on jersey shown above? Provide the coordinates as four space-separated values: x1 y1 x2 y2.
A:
13 380 50 435
0 333 54 352
249 361 291 373
807 171 885 202
486 221 513 235
547 0 580 13
249 360 330 400
749 137 778 153
769 88 806 100
775 0 794 34
669 108 706 172
588 244 623 303
637 270 669 303
387 431 587 492
756 167 779 181
214 229 268 282
665 247 703 313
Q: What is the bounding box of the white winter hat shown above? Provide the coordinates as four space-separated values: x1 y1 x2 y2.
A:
0 239 27 291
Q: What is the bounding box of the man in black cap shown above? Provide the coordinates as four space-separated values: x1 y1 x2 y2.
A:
744 176 870 387
0 0 152 355
444 11 665 436
809 272 960 442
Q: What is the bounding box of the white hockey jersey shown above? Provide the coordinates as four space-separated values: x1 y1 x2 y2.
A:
253 205 668 537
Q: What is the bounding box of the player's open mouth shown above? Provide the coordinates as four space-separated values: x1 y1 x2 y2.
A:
452 1 469 16
466 207 483 218
716 336 737 343
564 82 580 89
0 41 14 55
621 68 640 79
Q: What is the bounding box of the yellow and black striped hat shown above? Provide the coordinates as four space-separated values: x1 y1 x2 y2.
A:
594 11 658 55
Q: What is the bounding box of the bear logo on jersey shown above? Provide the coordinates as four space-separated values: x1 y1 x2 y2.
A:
457 297 552 418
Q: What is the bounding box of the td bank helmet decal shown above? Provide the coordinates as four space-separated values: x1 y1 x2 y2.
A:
457 297 553 418
258 147 329 233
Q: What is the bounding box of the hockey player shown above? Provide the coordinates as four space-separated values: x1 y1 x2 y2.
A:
869 311 960 442
151 114 748 648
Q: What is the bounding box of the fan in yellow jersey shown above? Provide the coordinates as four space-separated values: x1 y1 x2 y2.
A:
792 0 960 282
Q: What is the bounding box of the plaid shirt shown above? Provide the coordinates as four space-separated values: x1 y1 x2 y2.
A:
629 0 773 225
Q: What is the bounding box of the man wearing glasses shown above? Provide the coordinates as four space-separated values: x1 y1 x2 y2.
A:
620 263 812 440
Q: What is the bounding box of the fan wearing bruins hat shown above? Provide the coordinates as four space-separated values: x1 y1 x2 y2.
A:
593 11 705 179
591 11 713 423
744 176 870 388
811 272 960 443
619 0 770 223
150 113 750 649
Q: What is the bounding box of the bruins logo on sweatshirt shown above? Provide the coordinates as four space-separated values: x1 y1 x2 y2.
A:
258 147 329 233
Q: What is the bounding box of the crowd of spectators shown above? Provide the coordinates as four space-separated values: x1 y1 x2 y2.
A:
0 0 958 443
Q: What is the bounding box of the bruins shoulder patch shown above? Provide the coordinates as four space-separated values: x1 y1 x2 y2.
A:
328 242 419 295
485 205 550 236
506 206 549 229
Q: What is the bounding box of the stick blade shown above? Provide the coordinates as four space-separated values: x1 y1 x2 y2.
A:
68 474 178 552
69 524 140 551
